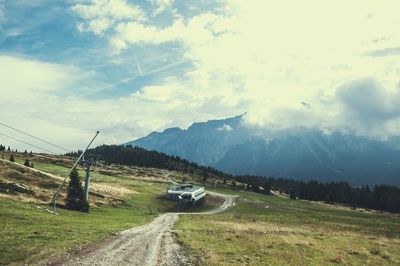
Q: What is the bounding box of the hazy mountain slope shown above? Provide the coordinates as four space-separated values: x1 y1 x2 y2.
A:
127 115 400 186
127 114 248 165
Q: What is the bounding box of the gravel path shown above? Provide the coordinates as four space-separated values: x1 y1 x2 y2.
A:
62 190 237 266
64 213 184 266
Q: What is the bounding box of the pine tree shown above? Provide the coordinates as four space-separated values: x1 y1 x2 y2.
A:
9 155 15 162
24 159 30 167
289 190 297 200
66 168 89 212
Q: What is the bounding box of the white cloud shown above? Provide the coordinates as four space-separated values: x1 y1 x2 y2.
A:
110 19 186 52
0 55 96 152
148 0 174 16
0 55 219 151
71 0 146 34
0 55 83 100
4 0 399 157
113 1 400 135
216 124 233 132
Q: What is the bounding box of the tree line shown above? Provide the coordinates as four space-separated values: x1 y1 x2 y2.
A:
66 144 400 213
234 175 400 213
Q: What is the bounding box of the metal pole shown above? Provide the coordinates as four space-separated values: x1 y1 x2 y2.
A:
50 131 99 213
84 163 90 201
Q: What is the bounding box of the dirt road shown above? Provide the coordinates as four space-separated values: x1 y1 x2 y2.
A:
62 191 237 266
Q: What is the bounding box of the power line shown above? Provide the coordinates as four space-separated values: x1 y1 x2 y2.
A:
0 131 58 155
0 122 70 152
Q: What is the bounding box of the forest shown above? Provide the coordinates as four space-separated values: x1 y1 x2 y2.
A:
67 144 400 213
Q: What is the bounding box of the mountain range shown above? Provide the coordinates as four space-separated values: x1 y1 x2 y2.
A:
126 115 400 186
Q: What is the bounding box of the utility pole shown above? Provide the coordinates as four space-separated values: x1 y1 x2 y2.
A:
50 131 99 213
84 162 91 201
83 154 99 202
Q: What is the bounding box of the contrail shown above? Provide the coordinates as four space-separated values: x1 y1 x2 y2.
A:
135 57 144 77
137 61 143 77
81 56 191 97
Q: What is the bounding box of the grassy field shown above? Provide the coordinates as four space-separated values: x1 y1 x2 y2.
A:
2 153 400 265
0 176 173 265
0 154 217 265
175 189 400 265
0 197 156 265
0 154 168 265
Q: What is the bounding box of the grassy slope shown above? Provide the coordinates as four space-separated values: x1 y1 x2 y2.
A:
2 155 400 265
0 198 155 265
175 189 400 265
0 156 171 265
0 155 215 265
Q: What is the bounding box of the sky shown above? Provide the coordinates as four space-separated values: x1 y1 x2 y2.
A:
1 0 400 153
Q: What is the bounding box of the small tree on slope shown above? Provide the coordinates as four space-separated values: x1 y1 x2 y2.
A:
66 167 89 212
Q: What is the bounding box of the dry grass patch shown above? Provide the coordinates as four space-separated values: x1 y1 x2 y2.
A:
176 192 400 266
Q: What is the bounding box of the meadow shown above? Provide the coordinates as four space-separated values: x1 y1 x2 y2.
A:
1 152 399 265
175 189 400 265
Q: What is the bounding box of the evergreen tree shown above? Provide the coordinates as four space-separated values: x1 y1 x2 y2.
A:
289 190 297 200
9 155 15 162
66 168 89 212
24 159 30 167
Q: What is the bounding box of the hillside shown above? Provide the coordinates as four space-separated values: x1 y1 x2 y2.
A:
0 151 202 265
67 144 400 214
128 115 400 186
0 150 400 265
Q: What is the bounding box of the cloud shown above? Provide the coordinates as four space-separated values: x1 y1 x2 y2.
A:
0 55 95 152
216 124 233 132
365 47 400 57
148 0 174 16
71 0 146 34
335 78 400 136
0 55 85 100
78 0 400 139
109 19 186 52
4 0 400 154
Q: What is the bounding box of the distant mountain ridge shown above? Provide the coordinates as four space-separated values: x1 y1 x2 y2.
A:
126 115 400 186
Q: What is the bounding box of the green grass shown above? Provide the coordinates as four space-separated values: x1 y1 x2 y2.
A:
5 156 400 265
0 198 156 265
0 158 168 265
0 177 175 265
175 190 400 265
0 158 217 265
